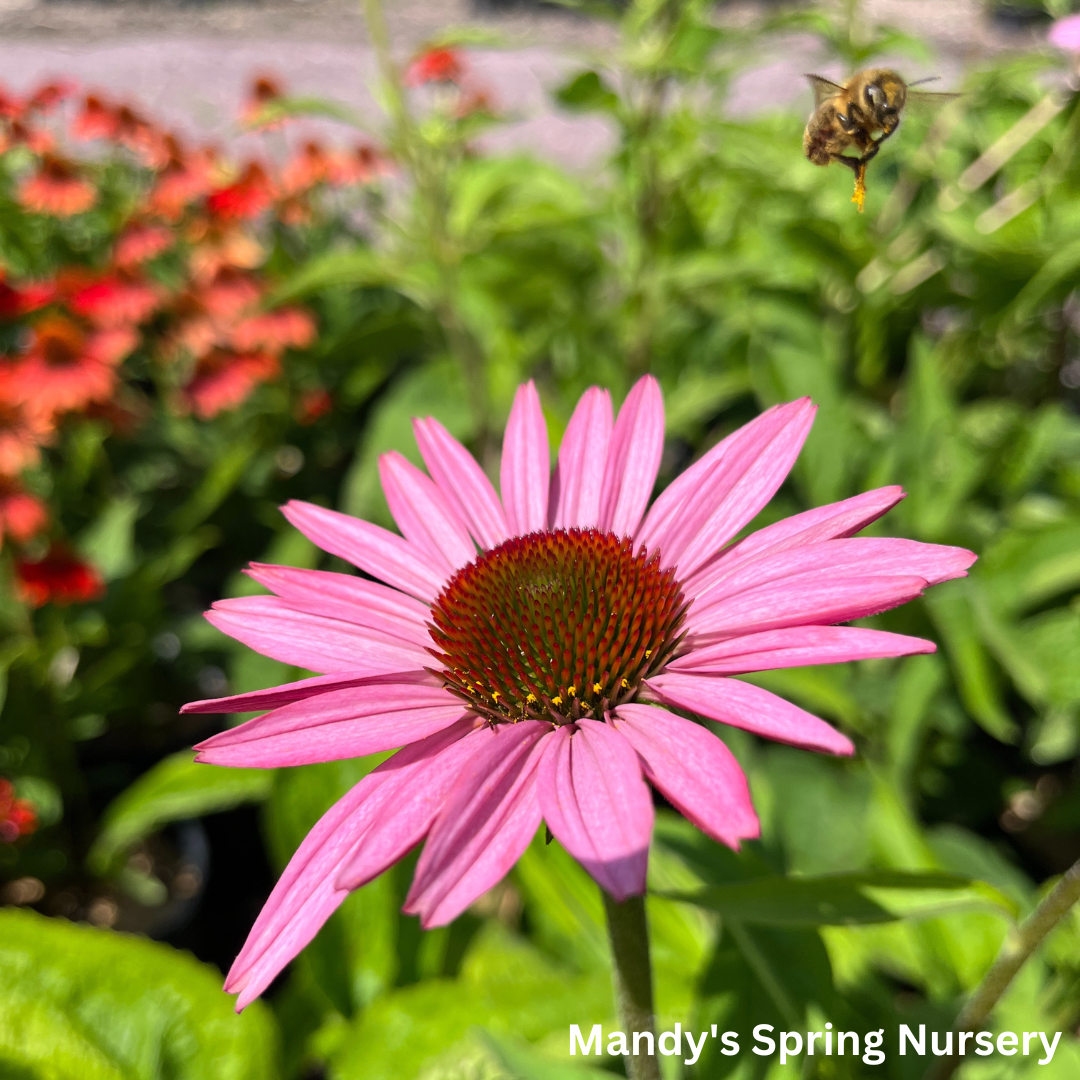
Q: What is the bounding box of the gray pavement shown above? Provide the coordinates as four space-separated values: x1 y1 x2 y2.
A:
0 0 1048 167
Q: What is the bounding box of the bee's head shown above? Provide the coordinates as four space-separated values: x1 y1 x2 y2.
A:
864 75 904 117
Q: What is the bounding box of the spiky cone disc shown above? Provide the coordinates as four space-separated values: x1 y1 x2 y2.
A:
428 528 688 724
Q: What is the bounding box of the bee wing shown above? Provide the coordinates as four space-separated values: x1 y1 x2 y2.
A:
805 74 845 108
906 89 963 107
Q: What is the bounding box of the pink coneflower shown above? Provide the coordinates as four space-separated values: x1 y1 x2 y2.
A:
183 376 974 1009
1049 13 1080 53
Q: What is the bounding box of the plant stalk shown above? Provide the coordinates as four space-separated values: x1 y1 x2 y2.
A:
357 0 492 462
925 855 1080 1080
602 891 661 1080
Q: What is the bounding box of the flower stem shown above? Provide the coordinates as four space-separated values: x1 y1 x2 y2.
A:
925 855 1080 1080
602 891 661 1080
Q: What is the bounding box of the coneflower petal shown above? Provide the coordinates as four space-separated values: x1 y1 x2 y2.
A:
668 625 935 674
226 717 480 1009
282 500 446 601
413 416 509 549
181 669 439 715
405 720 550 927
598 375 664 539
645 672 855 755
691 537 975 614
685 486 906 597
194 682 467 768
636 399 811 562
500 381 549 536
668 400 817 578
549 386 612 530
207 596 430 674
379 451 476 571
684 574 929 641
613 704 759 849
244 563 431 647
537 719 652 901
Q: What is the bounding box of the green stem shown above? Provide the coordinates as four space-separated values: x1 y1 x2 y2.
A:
602 891 661 1080
357 0 492 462
925 856 1080 1080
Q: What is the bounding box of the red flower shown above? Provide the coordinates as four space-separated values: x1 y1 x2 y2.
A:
69 274 161 329
230 307 316 353
197 268 263 320
26 81 75 114
71 94 118 141
405 47 465 87
295 387 332 425
15 543 104 607
0 779 37 844
242 75 286 128
280 141 330 195
207 163 274 221
9 315 137 417
148 142 215 219
0 375 54 475
114 222 174 267
0 275 56 320
18 155 96 217
0 478 49 547
182 349 280 419
327 143 389 186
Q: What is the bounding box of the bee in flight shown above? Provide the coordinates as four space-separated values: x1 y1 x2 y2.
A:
802 69 958 210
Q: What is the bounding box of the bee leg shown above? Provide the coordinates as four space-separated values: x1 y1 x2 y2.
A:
859 124 896 167
830 154 863 174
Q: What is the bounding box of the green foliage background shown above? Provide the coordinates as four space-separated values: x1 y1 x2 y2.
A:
3 0 1080 1077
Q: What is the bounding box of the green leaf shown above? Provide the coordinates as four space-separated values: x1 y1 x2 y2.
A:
0 909 279 1080
555 71 620 114
78 495 140 581
274 248 389 303
331 926 611 1080
925 580 1020 743
244 95 368 131
477 1030 613 1080
663 870 1014 927
88 751 273 874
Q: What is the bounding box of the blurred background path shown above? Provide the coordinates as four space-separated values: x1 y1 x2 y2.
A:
0 0 1053 165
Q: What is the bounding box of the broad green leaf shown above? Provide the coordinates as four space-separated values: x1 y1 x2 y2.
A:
924 580 1019 743
274 248 389 302
339 360 473 528
664 870 1013 926
477 1031 613 1080
555 71 620 114
78 495 140 581
88 752 273 874
331 926 611 1080
0 909 279 1080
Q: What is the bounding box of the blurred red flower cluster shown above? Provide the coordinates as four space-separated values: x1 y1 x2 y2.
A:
0 778 37 843
0 75 384 602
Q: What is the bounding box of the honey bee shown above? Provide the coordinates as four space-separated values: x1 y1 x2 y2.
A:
802 69 958 209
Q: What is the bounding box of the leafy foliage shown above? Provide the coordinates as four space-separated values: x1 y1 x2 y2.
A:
2 1 1080 1078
